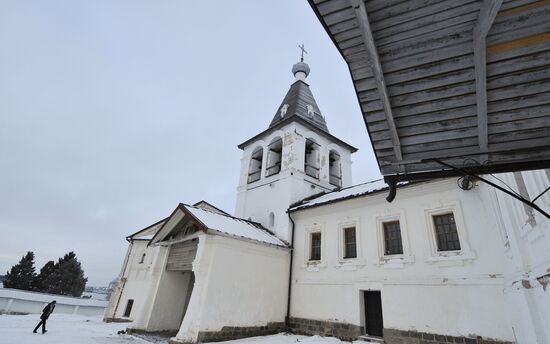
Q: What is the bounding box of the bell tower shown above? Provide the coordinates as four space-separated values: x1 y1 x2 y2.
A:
235 54 357 242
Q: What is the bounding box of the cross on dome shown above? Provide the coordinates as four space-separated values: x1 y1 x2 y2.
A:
292 43 310 81
298 43 308 62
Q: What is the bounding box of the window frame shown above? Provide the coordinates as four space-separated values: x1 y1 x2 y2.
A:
343 226 357 259
303 224 326 270
382 221 404 256
432 213 461 252
335 218 365 270
309 232 322 261
375 211 414 267
424 201 475 263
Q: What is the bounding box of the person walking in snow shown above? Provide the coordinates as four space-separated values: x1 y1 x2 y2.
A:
33 300 56 334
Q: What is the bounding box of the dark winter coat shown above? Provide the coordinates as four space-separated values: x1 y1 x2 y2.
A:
40 302 55 320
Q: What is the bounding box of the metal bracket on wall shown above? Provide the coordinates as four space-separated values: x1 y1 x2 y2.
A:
386 159 550 220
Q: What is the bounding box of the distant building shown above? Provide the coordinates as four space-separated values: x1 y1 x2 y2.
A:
104 60 550 344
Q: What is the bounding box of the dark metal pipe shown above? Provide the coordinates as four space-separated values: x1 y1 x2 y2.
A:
285 211 296 329
385 179 397 202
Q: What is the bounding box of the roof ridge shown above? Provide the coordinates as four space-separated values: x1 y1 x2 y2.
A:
192 200 230 215
289 178 385 209
184 203 266 229
289 180 418 212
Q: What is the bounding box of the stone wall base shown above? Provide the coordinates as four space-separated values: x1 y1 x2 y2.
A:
288 317 363 341
383 328 514 344
127 328 178 337
0 311 28 315
169 322 285 343
103 317 132 323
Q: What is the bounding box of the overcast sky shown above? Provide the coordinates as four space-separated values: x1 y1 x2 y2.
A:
0 0 381 286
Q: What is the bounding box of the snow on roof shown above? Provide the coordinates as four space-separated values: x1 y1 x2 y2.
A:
290 179 408 211
184 205 287 247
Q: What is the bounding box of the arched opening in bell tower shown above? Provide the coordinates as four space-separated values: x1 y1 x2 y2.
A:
305 138 320 179
247 147 263 183
266 137 282 177
329 150 342 188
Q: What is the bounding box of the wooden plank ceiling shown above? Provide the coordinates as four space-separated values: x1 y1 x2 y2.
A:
309 0 550 181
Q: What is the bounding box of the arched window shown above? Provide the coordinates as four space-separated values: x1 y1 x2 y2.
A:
268 212 275 228
247 147 263 183
139 253 146 264
304 138 320 179
266 138 282 177
329 150 342 188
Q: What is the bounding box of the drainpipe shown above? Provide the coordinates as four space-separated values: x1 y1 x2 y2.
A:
285 210 296 330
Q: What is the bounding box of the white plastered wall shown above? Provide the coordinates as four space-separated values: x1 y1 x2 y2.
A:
290 179 514 341
122 242 167 329
481 170 550 344
107 241 166 323
174 233 290 343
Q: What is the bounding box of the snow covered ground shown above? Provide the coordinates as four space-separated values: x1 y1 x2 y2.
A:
0 314 139 344
0 313 356 344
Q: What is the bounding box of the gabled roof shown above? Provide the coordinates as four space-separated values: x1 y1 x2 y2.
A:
150 203 287 248
126 217 168 241
289 179 409 212
192 200 229 216
269 80 329 133
126 201 227 241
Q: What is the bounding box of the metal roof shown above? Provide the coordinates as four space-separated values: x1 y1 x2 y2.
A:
268 79 329 133
238 75 357 152
308 0 550 183
289 179 410 212
149 204 288 248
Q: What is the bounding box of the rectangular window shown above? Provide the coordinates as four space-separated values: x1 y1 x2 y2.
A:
343 227 357 259
123 299 134 318
383 221 403 255
310 232 321 261
433 213 461 251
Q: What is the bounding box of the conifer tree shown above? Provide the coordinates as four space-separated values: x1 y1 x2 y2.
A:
44 252 87 297
33 260 57 292
3 251 36 291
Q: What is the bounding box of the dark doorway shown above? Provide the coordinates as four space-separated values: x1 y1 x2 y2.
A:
123 299 134 318
364 291 383 337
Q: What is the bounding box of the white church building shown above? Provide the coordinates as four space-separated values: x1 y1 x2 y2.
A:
104 60 550 344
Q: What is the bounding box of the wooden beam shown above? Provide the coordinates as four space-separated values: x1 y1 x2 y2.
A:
473 0 503 162
349 0 403 162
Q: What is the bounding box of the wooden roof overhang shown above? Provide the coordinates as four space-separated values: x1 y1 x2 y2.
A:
149 204 206 246
308 0 550 186
126 217 168 241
